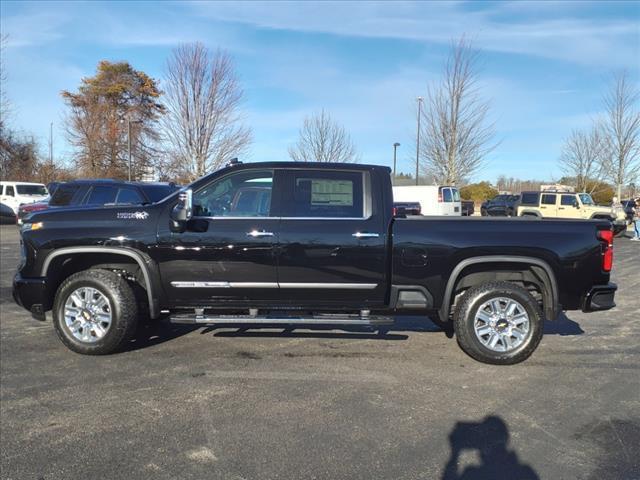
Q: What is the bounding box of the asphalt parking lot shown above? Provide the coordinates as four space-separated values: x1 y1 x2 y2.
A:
1 224 639 480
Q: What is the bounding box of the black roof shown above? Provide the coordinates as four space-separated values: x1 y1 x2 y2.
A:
223 161 389 172
61 179 177 187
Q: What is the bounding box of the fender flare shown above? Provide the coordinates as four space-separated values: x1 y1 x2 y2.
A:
518 210 541 217
439 255 558 322
41 246 160 318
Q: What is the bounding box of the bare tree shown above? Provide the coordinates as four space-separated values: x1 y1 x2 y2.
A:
288 109 358 163
162 43 251 182
601 72 640 199
419 37 496 185
559 125 608 194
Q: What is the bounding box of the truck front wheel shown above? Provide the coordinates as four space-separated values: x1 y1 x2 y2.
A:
52 270 138 355
453 281 543 365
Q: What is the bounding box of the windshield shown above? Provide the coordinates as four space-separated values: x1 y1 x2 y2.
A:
579 193 595 206
16 184 48 196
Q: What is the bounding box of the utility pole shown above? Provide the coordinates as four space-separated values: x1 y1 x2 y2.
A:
415 96 423 186
393 142 400 185
49 122 53 166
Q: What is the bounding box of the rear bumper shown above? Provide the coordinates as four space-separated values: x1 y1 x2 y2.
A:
13 273 49 321
582 283 617 312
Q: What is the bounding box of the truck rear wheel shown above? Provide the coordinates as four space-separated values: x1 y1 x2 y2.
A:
52 269 138 355
453 281 543 365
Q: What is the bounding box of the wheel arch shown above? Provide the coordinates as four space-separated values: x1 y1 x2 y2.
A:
439 256 558 322
41 247 161 318
519 210 541 217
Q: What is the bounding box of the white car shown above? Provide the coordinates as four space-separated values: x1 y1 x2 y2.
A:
0 181 49 215
392 185 461 216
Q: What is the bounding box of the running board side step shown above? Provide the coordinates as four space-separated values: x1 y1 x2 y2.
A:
169 312 394 326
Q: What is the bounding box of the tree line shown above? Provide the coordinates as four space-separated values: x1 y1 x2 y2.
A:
1 35 638 197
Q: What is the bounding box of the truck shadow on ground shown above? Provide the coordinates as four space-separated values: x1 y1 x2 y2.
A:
123 313 583 351
442 415 539 480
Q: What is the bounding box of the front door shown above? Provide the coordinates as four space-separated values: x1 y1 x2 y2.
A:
275 168 387 309
156 168 280 307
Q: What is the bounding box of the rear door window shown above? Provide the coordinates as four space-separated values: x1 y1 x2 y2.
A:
281 170 365 218
541 194 557 205
442 188 453 202
85 186 118 205
6 186 15 197
116 188 144 205
451 188 460 202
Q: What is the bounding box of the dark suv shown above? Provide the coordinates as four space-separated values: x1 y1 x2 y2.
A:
480 194 520 217
17 180 179 225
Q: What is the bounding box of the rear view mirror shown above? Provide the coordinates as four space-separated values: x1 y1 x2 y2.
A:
170 189 193 232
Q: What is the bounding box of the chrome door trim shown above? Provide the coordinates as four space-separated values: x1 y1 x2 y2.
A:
171 282 377 290
171 281 278 288
279 283 378 289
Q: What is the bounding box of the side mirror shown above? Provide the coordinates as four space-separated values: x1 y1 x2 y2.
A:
573 200 580 208
170 189 193 232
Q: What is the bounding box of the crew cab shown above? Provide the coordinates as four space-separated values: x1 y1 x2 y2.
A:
13 162 617 364
481 194 519 217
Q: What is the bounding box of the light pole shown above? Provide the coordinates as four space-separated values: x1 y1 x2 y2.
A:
415 96 423 186
392 142 400 184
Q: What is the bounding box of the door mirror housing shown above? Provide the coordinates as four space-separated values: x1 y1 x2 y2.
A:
170 188 193 232
573 200 580 208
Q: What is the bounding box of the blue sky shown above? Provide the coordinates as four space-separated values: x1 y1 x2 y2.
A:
1 0 639 182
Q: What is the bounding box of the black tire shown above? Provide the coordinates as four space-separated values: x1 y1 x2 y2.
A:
53 269 139 355
453 281 544 365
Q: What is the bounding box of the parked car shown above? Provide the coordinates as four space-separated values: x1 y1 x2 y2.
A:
517 190 627 235
0 181 49 216
393 201 421 216
461 200 475 216
0 202 16 224
15 162 616 365
481 194 519 217
392 185 461 216
17 179 180 225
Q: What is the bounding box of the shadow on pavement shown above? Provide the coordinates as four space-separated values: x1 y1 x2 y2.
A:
122 312 584 350
200 315 441 341
442 415 539 480
544 312 584 336
124 321 200 352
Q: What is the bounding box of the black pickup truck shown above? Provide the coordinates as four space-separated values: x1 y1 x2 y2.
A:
13 162 617 364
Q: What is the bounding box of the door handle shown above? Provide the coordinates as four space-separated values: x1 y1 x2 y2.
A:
352 232 380 238
246 229 274 238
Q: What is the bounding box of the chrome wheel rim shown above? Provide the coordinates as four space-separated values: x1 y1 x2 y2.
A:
473 297 530 352
64 287 112 343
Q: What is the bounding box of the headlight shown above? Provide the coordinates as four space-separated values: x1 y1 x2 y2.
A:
21 221 43 232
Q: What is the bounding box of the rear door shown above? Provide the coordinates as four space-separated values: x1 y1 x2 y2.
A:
439 187 455 215
275 168 387 308
539 193 557 217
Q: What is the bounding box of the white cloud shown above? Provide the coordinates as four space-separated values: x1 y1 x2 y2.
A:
189 0 639 67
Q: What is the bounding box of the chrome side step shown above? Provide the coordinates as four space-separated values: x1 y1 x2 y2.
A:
169 311 394 326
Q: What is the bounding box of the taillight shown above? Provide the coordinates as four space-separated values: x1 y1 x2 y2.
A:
598 229 613 272
392 207 398 217
438 193 443 202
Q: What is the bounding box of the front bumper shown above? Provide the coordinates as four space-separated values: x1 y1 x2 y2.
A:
13 273 49 321
582 283 617 312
